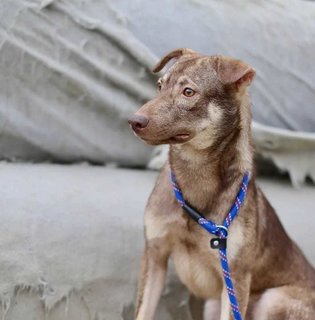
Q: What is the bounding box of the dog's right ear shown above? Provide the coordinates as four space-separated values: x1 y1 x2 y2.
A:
152 48 197 73
214 56 255 88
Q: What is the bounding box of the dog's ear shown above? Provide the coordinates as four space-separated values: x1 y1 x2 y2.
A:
152 48 197 73
214 56 255 88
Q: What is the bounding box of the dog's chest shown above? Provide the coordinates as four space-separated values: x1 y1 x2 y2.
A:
171 237 222 299
145 182 245 300
170 219 245 299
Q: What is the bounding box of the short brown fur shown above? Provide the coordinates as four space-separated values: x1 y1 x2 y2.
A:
128 49 315 320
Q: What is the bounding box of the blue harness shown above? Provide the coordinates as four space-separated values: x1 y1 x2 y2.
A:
171 171 250 320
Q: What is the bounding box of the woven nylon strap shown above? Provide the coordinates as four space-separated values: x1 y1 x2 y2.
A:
171 172 249 320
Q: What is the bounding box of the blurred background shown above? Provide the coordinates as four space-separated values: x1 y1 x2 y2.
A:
0 0 314 319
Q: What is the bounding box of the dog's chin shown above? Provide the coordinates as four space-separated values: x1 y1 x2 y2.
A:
139 133 193 145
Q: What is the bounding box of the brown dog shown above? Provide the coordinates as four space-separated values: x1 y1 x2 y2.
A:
128 49 315 320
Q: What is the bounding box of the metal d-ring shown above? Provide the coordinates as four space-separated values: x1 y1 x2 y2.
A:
216 225 228 237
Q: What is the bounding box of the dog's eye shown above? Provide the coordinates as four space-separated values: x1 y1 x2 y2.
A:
183 88 195 97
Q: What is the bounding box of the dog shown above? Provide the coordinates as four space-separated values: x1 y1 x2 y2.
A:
128 49 315 320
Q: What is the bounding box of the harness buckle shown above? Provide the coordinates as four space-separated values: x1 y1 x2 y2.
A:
210 238 227 250
209 225 228 249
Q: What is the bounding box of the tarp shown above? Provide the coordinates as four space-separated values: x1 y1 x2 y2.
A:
1 0 315 182
0 163 314 319
0 164 199 320
0 0 156 166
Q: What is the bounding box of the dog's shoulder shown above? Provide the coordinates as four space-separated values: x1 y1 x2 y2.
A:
144 163 187 241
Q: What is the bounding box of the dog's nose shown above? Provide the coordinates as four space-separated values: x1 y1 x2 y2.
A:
128 115 149 131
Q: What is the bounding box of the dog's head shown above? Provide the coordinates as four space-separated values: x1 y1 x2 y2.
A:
128 48 255 148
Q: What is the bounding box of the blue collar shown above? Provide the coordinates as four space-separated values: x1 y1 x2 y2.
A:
171 171 250 238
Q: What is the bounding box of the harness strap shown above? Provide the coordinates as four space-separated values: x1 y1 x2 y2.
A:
171 172 249 320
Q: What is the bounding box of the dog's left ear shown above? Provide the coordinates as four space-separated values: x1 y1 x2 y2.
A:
214 56 255 88
152 48 198 73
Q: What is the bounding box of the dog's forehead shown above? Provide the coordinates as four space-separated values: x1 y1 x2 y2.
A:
162 56 218 87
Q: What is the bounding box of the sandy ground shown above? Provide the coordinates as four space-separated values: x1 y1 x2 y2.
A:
0 162 314 320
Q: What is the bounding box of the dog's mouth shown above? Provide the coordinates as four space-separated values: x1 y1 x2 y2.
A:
171 133 191 142
174 133 190 138
139 133 192 145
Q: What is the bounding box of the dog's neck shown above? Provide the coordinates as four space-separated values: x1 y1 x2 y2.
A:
169 95 253 220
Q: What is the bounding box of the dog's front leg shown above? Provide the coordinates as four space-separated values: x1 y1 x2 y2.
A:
135 239 169 320
220 272 251 320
